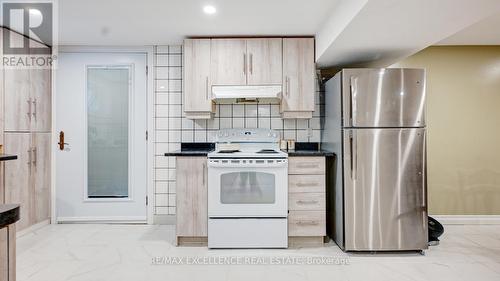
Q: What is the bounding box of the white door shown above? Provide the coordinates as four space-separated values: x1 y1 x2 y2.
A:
56 52 148 222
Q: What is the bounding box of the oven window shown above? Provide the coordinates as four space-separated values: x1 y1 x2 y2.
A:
220 172 275 204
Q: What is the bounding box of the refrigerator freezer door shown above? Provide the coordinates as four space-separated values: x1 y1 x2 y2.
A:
342 68 426 128
343 128 428 251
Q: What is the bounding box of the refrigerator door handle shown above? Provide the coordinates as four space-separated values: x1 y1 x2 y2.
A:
349 131 357 180
349 76 357 126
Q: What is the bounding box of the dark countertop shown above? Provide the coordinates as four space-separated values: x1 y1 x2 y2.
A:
165 149 214 156
286 150 335 157
0 204 20 228
163 142 334 157
0 154 18 161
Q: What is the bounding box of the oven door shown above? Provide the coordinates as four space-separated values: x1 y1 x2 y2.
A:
208 158 288 218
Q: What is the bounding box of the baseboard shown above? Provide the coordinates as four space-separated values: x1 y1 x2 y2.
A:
431 215 500 225
57 216 147 224
17 219 50 238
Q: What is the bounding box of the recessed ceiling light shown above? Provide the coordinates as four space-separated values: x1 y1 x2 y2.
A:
203 5 217 15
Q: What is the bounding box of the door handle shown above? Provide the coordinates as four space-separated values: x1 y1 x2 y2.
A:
27 148 32 167
205 76 209 100
27 98 32 121
243 53 247 75
32 98 37 120
349 76 357 126
32 147 37 166
349 131 357 180
249 53 253 74
296 200 319 205
58 131 69 150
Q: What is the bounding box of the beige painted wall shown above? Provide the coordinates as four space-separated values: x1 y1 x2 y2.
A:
392 46 500 215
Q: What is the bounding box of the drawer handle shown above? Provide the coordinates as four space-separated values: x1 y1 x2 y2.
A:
296 200 319 205
297 163 319 168
296 182 319 187
297 221 319 226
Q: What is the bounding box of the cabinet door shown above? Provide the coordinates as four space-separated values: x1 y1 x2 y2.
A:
211 39 247 85
281 38 315 118
246 38 282 85
32 133 51 223
4 69 31 131
184 39 213 118
4 133 33 231
176 157 207 237
30 68 52 132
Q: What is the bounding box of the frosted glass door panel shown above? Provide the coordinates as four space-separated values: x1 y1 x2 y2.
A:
220 172 276 204
87 66 131 198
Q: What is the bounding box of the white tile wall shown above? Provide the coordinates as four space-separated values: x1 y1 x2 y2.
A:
154 45 325 215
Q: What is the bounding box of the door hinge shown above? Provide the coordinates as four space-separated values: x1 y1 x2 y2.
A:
146 130 148 141
146 196 148 206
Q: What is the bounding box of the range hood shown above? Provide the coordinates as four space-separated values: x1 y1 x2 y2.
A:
212 85 282 101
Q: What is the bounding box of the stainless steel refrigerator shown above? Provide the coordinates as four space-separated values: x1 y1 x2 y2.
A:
322 68 428 251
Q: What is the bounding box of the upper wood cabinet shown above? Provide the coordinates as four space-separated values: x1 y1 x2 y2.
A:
246 38 282 85
281 38 316 119
183 37 316 119
210 38 282 86
211 39 247 85
184 39 215 119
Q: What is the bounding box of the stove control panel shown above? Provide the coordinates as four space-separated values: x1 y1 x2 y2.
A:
215 129 279 143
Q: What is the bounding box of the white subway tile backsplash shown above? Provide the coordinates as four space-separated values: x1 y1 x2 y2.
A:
219 104 232 117
233 105 245 117
153 45 325 215
245 104 258 117
245 118 257 128
258 118 271 129
232 117 244 128
220 118 232 129
156 67 169 79
155 105 169 117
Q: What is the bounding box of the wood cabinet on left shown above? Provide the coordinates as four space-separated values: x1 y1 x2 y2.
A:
4 133 51 231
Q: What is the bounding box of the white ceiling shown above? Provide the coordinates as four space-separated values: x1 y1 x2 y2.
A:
437 12 500 45
315 0 500 67
58 0 339 45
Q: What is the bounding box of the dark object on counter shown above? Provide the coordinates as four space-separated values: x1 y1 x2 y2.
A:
428 216 444 246
0 204 20 228
0 154 18 161
295 142 320 151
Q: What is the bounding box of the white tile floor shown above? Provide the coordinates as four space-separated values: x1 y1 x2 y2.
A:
16 224 500 281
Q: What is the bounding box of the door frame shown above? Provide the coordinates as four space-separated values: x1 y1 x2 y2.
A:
51 46 155 224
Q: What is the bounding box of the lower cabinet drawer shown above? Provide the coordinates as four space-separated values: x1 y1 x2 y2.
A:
288 157 325 175
289 192 325 211
289 175 325 193
288 211 326 236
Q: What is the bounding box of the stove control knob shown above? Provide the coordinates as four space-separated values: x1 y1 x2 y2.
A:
224 132 229 137
218 132 223 137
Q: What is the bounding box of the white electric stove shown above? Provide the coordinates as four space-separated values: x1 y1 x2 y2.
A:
207 129 288 248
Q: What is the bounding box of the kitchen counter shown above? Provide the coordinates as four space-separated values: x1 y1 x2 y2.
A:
0 204 20 229
285 150 335 157
0 154 18 161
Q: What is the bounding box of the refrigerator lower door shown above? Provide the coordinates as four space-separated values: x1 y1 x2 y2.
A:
343 128 428 251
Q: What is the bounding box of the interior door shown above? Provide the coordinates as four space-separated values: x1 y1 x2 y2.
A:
342 68 426 128
56 52 148 222
246 38 282 85
343 128 427 251
4 133 33 231
210 39 247 85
